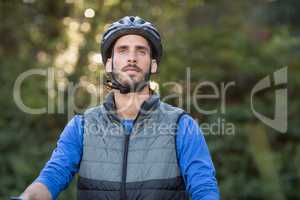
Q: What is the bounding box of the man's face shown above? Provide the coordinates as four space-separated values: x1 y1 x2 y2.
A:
109 34 152 87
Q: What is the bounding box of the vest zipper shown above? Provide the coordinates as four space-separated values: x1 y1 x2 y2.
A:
120 134 130 200
120 109 142 200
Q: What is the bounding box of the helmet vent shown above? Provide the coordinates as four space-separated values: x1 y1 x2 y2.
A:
129 16 135 22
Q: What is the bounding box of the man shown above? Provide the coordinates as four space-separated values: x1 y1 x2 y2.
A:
15 16 219 200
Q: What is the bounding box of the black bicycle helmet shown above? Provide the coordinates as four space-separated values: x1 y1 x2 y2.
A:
101 16 163 64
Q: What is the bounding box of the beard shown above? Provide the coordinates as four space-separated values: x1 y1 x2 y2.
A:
113 64 150 90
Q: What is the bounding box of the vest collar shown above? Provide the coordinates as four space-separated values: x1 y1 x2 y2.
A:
103 91 160 123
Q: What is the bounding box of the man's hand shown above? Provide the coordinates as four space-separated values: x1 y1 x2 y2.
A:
18 182 52 200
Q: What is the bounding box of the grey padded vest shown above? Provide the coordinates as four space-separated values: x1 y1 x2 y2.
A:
77 92 190 200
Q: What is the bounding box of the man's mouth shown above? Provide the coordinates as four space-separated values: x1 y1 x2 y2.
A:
124 68 139 72
122 65 141 73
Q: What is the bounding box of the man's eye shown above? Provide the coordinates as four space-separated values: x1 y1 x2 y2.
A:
118 49 127 54
138 50 146 55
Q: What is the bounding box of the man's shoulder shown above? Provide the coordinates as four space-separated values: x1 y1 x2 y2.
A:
159 101 186 114
158 101 197 124
158 101 192 123
83 104 104 116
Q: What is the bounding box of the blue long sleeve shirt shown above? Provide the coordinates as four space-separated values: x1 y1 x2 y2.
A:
35 114 219 199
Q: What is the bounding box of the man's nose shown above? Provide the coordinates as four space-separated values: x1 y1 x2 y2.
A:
127 51 137 63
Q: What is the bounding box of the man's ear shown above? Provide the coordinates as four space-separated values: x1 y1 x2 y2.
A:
105 58 112 73
151 59 158 74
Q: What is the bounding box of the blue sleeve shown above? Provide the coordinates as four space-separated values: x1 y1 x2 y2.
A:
176 114 220 200
34 115 83 200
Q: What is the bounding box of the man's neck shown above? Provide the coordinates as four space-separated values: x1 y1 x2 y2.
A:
113 86 151 120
